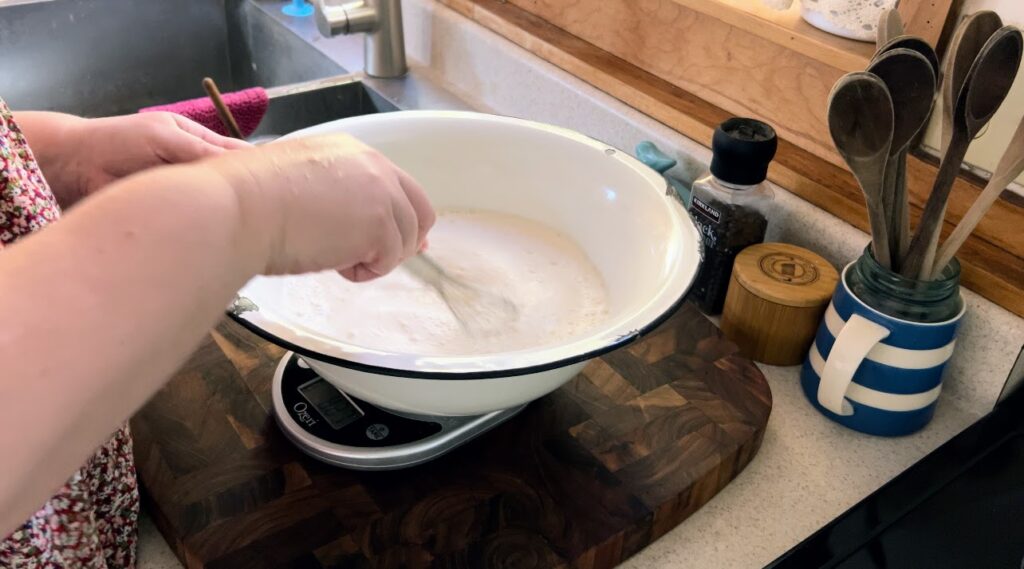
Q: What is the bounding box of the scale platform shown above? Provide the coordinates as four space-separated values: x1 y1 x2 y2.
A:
271 352 525 470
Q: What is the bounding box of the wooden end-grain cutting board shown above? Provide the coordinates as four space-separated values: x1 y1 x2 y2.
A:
131 302 772 568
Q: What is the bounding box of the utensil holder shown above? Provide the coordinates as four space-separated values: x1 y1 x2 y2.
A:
801 248 964 436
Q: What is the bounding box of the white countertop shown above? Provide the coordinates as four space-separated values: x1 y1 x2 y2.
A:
618 363 979 568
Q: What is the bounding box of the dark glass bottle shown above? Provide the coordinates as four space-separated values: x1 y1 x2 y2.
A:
688 118 778 314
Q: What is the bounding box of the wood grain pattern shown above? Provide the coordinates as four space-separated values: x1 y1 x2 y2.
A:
899 0 959 48
503 0 955 165
132 304 771 569
677 0 874 71
720 243 839 366
436 0 1024 318
503 0 849 166
680 0 952 65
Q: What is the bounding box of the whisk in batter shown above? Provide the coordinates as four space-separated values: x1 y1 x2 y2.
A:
280 210 610 356
402 253 519 336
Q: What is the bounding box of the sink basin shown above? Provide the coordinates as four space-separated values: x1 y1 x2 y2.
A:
0 0 345 117
253 76 398 141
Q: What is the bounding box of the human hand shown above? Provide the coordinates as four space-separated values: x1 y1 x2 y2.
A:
211 134 435 282
67 112 249 203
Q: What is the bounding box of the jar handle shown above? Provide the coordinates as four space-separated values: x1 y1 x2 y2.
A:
817 314 890 415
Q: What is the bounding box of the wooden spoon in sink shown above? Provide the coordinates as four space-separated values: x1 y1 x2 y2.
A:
902 26 1023 279
202 77 245 140
827 72 894 269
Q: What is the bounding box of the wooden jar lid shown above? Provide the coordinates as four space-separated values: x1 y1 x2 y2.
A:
731 243 838 308
721 243 839 366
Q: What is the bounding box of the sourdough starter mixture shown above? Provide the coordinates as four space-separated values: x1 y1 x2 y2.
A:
281 210 609 355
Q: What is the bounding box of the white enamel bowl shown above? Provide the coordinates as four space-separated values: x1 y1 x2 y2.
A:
230 111 701 416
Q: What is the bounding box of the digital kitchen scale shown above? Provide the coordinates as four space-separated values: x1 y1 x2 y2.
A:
272 352 525 470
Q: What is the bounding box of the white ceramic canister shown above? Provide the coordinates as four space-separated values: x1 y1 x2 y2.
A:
800 0 898 42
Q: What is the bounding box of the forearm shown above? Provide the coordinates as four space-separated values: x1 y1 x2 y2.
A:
0 161 264 534
13 111 88 207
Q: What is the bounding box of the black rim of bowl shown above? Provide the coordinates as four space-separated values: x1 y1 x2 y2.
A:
226 282 692 381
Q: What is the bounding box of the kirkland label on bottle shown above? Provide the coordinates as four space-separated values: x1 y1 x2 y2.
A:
690 196 721 225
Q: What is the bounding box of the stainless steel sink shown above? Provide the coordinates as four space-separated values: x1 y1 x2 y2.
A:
0 0 346 117
253 75 397 141
1 0 469 142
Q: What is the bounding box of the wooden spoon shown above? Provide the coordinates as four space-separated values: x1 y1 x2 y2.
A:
931 114 1024 278
939 11 1003 154
828 72 894 269
870 37 940 267
867 49 936 270
202 77 244 140
902 26 1023 279
873 35 940 79
877 8 904 49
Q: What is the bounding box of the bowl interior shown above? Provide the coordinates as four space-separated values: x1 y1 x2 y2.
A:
235 111 700 374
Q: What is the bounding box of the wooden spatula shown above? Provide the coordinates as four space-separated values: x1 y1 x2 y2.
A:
876 8 904 49
930 115 1024 278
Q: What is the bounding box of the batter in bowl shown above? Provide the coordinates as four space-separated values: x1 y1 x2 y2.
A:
280 210 610 356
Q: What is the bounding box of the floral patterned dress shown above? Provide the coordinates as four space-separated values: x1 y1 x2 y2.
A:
0 98 139 568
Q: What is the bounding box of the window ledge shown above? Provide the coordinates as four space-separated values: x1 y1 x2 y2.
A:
674 0 875 72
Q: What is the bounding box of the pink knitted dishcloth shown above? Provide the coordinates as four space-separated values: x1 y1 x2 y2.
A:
139 87 268 138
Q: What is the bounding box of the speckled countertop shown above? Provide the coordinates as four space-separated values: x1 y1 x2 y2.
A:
136 1 1024 567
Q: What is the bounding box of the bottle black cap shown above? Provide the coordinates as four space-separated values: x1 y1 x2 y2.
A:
710 118 778 186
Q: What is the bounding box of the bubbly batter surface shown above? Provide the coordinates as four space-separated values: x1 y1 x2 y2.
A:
280 210 609 355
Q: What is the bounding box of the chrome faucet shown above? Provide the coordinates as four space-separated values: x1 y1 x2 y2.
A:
313 0 407 78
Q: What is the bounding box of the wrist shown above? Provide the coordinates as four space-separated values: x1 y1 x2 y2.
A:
204 149 282 277
15 112 91 207
60 118 94 204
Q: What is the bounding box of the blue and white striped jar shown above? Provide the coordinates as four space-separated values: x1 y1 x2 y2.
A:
801 261 964 437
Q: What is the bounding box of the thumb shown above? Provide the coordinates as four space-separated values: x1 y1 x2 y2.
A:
338 264 385 283
172 114 251 151
153 127 228 164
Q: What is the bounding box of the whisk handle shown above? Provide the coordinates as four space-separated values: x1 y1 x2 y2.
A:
402 254 447 288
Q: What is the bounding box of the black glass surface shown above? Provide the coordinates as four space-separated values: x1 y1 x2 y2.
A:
768 386 1024 569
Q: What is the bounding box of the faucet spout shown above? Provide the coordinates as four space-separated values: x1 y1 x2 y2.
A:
313 0 407 78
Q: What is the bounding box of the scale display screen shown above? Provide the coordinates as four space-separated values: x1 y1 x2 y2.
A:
298 378 363 430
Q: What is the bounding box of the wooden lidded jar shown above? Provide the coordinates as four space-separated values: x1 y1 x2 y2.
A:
721 243 839 366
